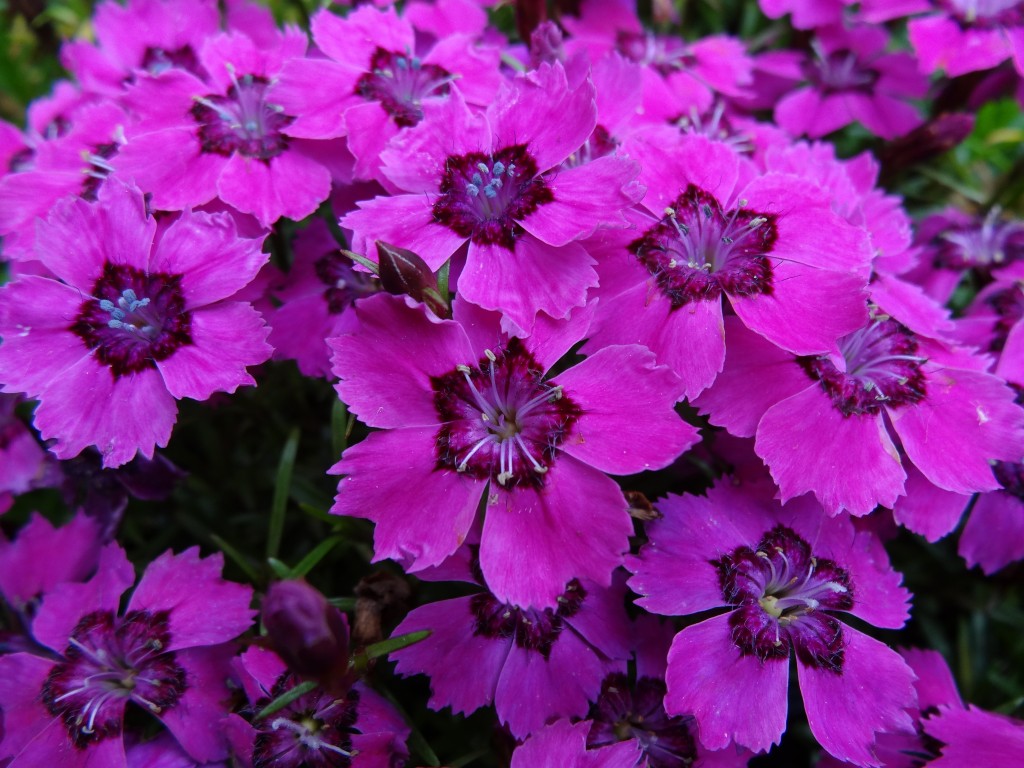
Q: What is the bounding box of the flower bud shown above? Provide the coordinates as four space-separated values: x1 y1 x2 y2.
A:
262 580 350 690
375 240 449 317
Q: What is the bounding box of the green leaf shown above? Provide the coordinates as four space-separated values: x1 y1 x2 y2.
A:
254 680 318 720
267 428 300 561
361 630 431 661
331 398 349 458
290 535 343 578
267 557 292 580
328 597 359 611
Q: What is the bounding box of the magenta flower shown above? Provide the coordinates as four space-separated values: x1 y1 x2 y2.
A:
586 134 871 399
268 221 380 378
225 646 409 768
328 293 696 609
115 29 331 226
628 481 916 765
759 0 852 29
0 545 255 766
0 395 47 511
904 0 1024 77
0 101 127 260
0 512 101 614
60 0 220 95
512 719 642 768
341 62 642 332
0 181 272 467
923 706 1024 767
774 25 928 140
270 3 500 181
391 555 630 738
587 616 750 768
696 315 1024 516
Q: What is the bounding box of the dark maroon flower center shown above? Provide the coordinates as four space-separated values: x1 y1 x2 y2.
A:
141 45 201 77
190 74 293 161
630 184 776 310
71 262 193 379
356 48 452 128
314 252 380 315
431 144 554 251
81 142 119 202
943 0 1024 27
252 674 359 768
588 673 697 768
799 318 927 417
935 208 1024 271
713 525 853 672
42 609 186 748
431 338 581 489
470 579 585 659
804 45 878 94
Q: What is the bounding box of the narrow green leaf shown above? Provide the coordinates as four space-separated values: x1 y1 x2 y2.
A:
341 249 379 274
290 536 343 578
208 533 261 584
449 748 490 768
298 502 337 524
267 557 292 580
267 428 300 561
331 398 349 458
255 680 318 720
436 259 451 304
362 630 431 661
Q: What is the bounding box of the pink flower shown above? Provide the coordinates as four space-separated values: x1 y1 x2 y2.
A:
628 481 916 765
696 315 1024 517
0 181 272 467
328 294 697 609
0 546 255 766
341 62 642 332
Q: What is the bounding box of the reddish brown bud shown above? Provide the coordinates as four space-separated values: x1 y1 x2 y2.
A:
262 580 350 691
375 240 449 317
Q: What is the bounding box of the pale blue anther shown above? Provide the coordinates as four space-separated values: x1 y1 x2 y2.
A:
471 172 483 186
466 183 480 196
397 57 409 69
506 163 516 177
484 185 497 199
492 161 505 175
477 162 489 174
411 57 421 70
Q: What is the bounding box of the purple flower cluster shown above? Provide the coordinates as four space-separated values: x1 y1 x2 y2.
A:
0 0 1023 766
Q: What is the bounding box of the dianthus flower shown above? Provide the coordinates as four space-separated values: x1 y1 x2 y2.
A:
0 102 126 260
270 3 500 181
587 616 750 768
0 181 272 467
329 293 696 609
391 548 630 738
226 646 409 768
897 0 1024 77
60 0 220 95
511 719 642 768
115 29 330 226
695 314 1024 517
923 705 1024 767
0 545 255 766
341 62 642 332
776 24 927 140
628 481 916 765
586 134 871 399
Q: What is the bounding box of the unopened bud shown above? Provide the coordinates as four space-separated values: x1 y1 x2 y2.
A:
530 21 564 68
263 580 350 690
375 240 449 317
